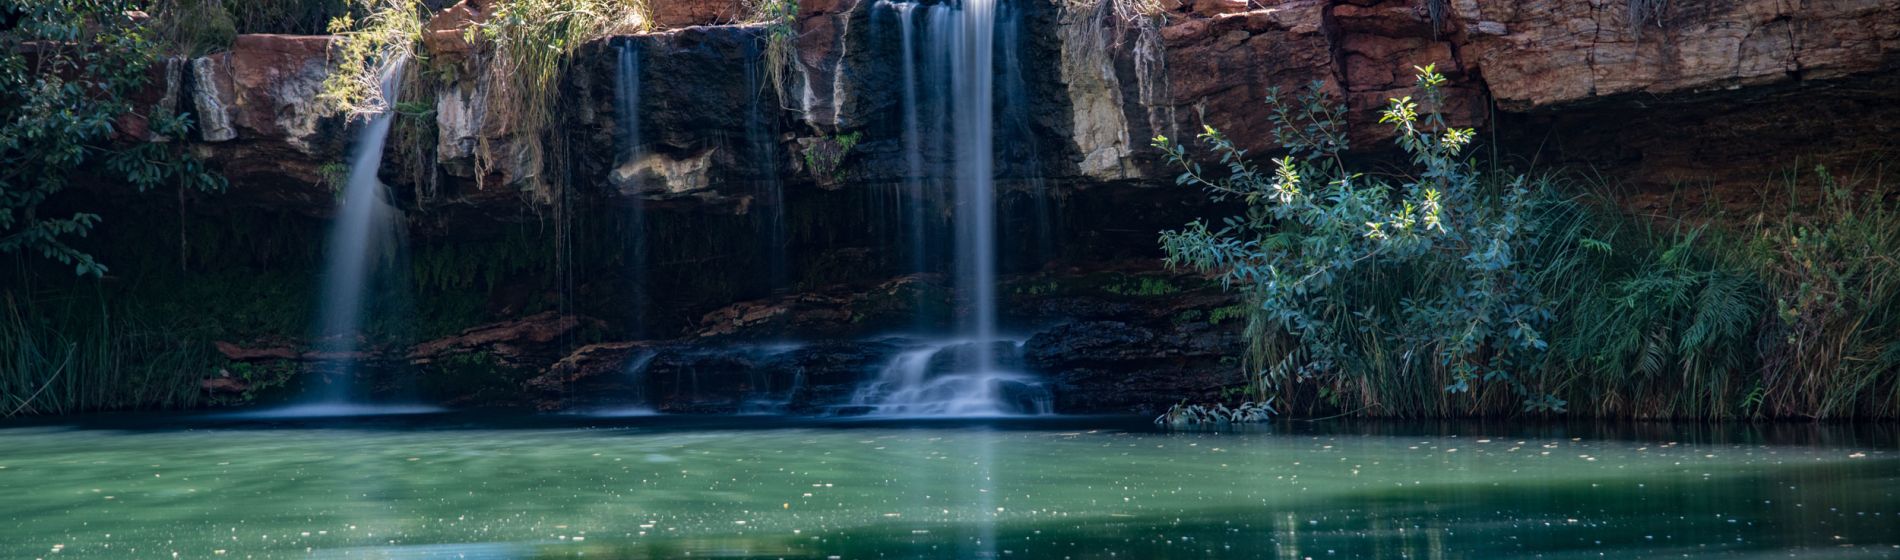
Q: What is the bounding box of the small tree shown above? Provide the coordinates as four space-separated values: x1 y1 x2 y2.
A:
1154 66 1569 413
1 0 225 277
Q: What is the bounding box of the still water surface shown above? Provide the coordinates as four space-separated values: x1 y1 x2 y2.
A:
1 415 1895 559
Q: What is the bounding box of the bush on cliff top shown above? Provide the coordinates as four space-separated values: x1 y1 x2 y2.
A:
322 0 651 192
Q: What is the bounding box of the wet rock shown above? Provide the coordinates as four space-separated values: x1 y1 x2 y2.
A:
692 275 947 339
190 54 237 142
409 311 605 368
1456 0 1900 110
533 337 907 413
650 0 748 28
1023 321 1157 368
214 341 298 361
200 376 250 395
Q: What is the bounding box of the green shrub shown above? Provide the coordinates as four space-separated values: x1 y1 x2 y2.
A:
2 0 225 277
150 0 238 55
1157 65 1573 414
744 0 798 100
802 131 861 183
1159 65 1900 419
1745 167 1900 418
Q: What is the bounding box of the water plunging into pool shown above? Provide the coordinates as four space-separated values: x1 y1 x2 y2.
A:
242 56 436 418
854 0 1050 416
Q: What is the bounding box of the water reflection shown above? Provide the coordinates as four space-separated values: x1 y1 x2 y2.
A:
0 418 1894 558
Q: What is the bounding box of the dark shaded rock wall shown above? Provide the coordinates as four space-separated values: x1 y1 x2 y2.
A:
73 0 1900 413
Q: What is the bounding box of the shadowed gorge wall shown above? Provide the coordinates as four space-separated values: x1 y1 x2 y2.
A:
10 0 1898 416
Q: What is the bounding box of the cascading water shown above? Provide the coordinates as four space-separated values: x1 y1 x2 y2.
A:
952 0 999 369
614 39 653 405
852 0 1051 416
896 1 929 286
744 37 791 292
850 340 1048 416
587 350 659 417
315 59 407 391
242 56 436 417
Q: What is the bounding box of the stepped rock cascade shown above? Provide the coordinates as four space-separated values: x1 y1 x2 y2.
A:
850 340 1050 416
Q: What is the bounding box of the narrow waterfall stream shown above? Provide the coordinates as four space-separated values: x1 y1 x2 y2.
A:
316 57 408 389
895 1 927 279
613 39 654 411
745 37 790 293
242 56 436 418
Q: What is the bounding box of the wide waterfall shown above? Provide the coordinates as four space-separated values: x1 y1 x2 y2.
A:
853 0 1051 416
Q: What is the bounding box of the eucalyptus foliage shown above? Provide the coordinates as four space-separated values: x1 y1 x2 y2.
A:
1155 66 1569 412
1 0 225 277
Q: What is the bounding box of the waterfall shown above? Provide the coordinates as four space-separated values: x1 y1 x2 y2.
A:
614 39 655 412
313 57 408 402
851 0 1051 417
615 40 649 339
238 56 438 418
896 1 927 281
745 37 789 292
952 0 999 370
587 350 658 416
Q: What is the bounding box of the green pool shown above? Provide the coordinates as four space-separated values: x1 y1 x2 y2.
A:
1 415 1895 558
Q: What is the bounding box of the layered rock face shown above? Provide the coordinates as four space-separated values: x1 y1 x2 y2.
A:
114 0 1900 413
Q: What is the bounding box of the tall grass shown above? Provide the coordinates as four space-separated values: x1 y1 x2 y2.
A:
1163 68 1900 420
742 0 798 102
471 0 651 189
1274 171 1900 419
1745 167 1900 418
0 285 215 416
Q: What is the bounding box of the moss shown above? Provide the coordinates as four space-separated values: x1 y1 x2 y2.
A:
1207 304 1248 326
1103 276 1180 297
